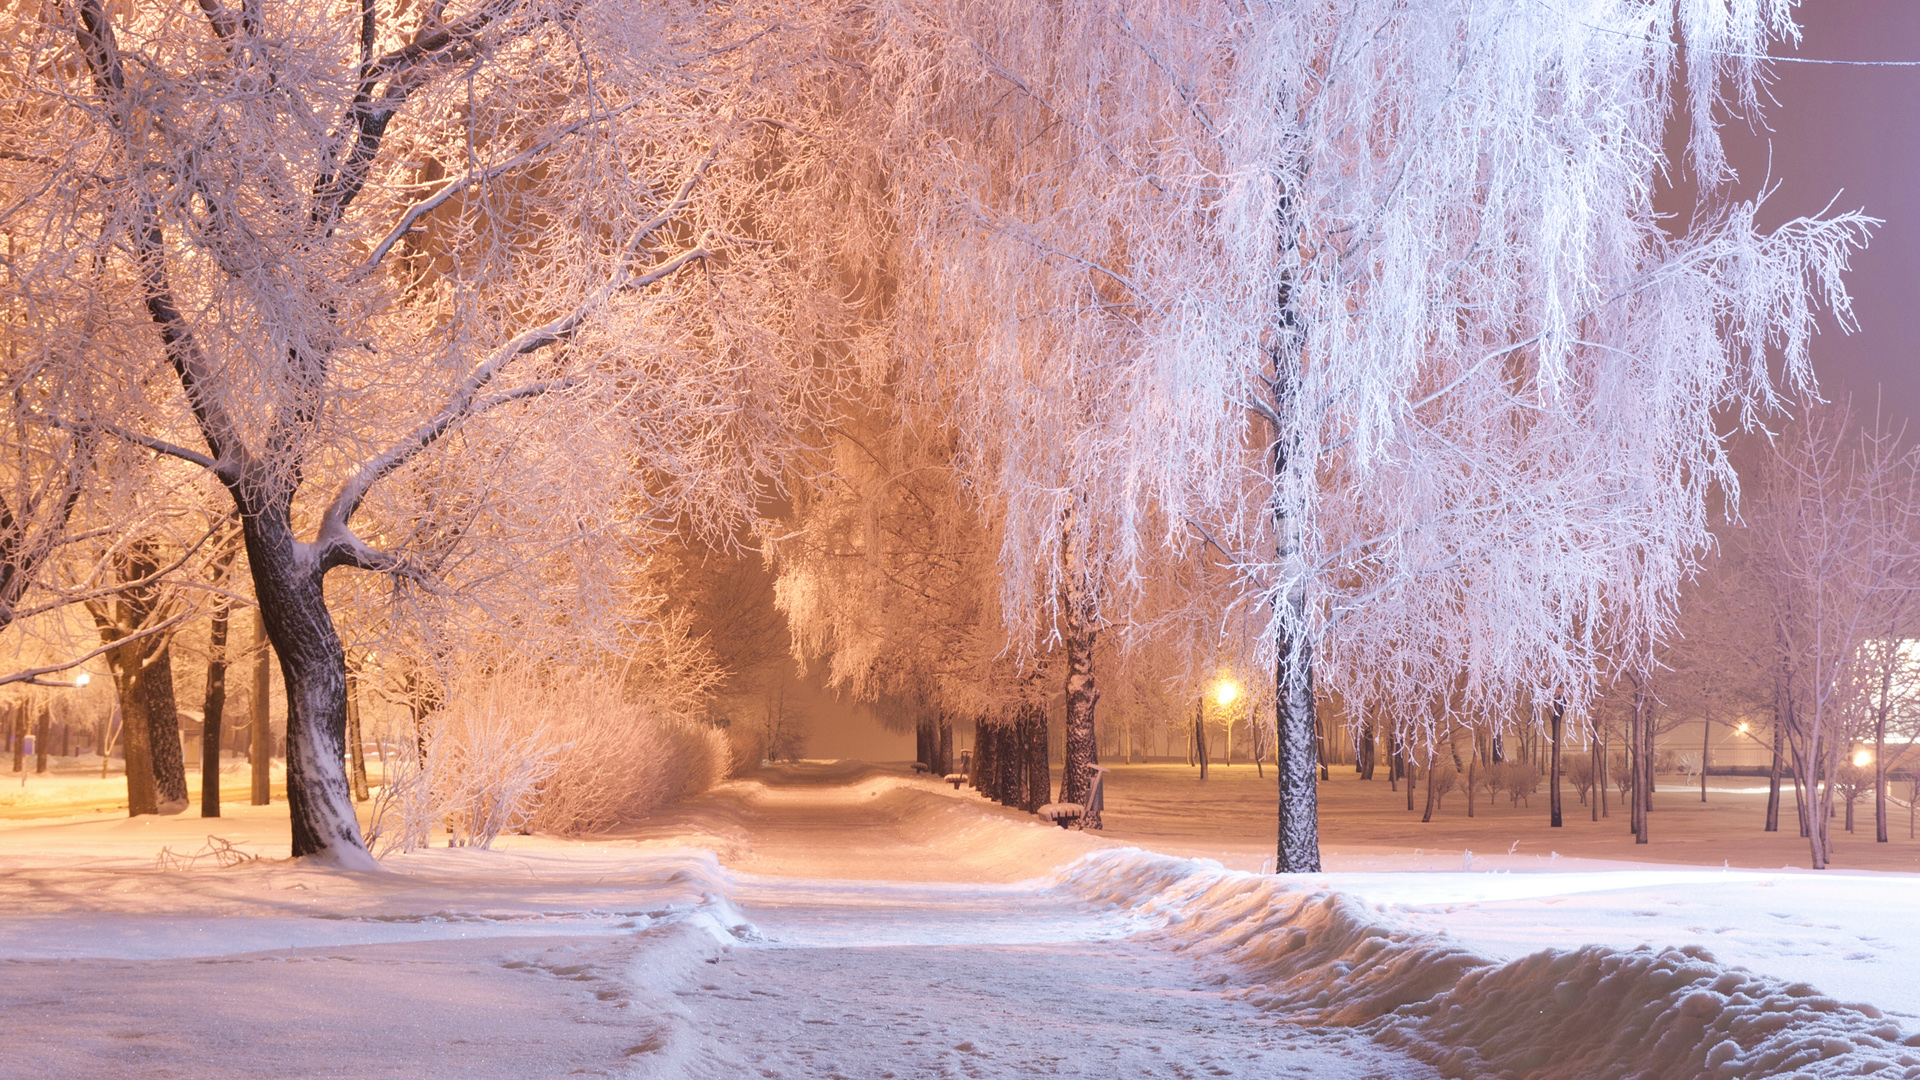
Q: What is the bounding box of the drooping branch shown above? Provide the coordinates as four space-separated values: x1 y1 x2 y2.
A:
0 609 195 689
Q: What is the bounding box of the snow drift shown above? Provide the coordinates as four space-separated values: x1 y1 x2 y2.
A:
1053 850 1920 1079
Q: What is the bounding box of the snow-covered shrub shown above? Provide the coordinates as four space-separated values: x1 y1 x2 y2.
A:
525 678 731 836
366 740 435 858
1566 756 1595 805
1503 765 1539 809
368 667 731 854
428 681 565 848
1426 764 1457 809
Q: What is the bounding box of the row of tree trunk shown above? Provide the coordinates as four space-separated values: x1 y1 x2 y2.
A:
971 707 1050 813
913 716 954 778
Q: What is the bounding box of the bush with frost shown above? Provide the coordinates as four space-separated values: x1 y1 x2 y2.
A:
368 667 729 854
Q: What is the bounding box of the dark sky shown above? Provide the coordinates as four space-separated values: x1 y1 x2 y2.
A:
1717 2 1920 423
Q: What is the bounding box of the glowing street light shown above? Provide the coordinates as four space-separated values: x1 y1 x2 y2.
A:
74 671 89 688
1854 749 1873 768
1214 679 1239 707
1735 721 1749 735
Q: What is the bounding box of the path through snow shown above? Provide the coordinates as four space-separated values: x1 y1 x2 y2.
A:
6 763 1920 1078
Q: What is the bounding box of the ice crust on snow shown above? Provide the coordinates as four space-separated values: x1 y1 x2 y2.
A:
1053 849 1920 1079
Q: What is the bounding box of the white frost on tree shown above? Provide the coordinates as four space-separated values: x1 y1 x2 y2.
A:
869 0 1871 870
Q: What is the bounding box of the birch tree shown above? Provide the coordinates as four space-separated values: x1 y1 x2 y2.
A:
4 0 868 864
871 0 1870 871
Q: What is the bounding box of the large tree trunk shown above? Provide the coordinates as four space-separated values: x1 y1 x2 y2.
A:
143 644 188 810
1059 589 1100 826
240 514 372 868
106 649 157 815
937 719 953 778
1274 640 1320 871
33 705 48 774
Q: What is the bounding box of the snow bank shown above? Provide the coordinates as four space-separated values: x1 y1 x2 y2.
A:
1052 850 1920 1079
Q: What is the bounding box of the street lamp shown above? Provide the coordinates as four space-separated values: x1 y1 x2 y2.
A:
1214 679 1239 707
1854 748 1873 768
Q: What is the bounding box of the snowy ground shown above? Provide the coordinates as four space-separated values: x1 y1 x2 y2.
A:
3 760 1919 1078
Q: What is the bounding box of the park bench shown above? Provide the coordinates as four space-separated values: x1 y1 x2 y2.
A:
1036 802 1085 828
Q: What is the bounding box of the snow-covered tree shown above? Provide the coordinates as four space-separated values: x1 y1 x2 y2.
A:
870 0 1870 871
3 0 870 862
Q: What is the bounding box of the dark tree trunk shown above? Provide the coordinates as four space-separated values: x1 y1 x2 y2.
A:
200 519 240 818
996 722 1019 807
250 610 272 807
240 513 370 867
1464 731 1476 819
1876 663 1892 843
109 662 157 815
1388 726 1402 792
1194 698 1209 780
971 720 988 793
1421 749 1437 823
1790 743 1812 839
1549 699 1565 828
201 594 229 818
144 643 188 810
937 720 953 778
1021 702 1050 813
1591 728 1602 822
1629 675 1648 843
1766 721 1783 833
915 718 930 771
9 704 21 773
1404 732 1416 811
1359 715 1375 781
33 704 49 774
1059 589 1100 826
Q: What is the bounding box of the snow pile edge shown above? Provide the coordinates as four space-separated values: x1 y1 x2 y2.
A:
1052 849 1920 1080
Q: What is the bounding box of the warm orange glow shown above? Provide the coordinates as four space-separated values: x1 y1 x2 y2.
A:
1214 680 1239 707
1736 722 1749 735
1854 749 1873 768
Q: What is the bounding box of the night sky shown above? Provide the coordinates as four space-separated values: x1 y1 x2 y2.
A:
1721 2 1920 423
